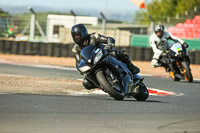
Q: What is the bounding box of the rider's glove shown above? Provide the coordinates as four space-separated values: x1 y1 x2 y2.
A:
115 49 128 56
183 42 189 48
164 50 169 54
104 43 114 51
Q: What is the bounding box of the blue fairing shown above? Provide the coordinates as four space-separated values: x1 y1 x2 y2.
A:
80 45 95 60
103 56 142 79
103 56 130 72
78 59 87 68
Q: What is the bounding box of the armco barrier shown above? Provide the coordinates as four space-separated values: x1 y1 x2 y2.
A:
0 40 199 64
131 34 200 50
117 46 153 61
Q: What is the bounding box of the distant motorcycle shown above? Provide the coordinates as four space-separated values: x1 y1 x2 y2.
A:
78 45 149 101
164 42 193 82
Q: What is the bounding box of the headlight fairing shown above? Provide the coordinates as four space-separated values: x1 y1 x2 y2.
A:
79 66 91 72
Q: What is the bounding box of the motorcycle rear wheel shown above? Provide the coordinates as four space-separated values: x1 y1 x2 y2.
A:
96 70 125 100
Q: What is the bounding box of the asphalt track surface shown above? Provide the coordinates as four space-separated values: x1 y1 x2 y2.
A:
0 63 200 133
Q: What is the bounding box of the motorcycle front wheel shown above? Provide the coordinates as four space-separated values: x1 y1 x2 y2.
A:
180 61 193 82
96 70 125 100
134 82 149 101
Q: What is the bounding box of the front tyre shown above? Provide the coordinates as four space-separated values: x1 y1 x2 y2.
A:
96 70 125 100
181 61 193 82
134 83 149 101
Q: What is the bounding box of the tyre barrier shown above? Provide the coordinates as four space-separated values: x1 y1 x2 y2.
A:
0 40 199 64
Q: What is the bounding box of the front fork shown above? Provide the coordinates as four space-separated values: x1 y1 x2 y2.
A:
105 67 139 95
176 58 190 74
127 78 144 95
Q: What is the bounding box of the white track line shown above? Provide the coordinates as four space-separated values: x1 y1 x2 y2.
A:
0 59 199 81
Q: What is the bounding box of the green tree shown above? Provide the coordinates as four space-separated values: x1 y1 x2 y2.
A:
176 0 200 14
0 8 8 17
134 0 200 24
0 9 9 37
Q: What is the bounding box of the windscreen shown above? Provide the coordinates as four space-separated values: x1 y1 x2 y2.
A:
80 45 95 60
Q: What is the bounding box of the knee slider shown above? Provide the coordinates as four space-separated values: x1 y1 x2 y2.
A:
151 59 159 67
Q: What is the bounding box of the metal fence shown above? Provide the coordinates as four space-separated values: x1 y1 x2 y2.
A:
0 11 200 47
130 35 200 50
0 14 46 41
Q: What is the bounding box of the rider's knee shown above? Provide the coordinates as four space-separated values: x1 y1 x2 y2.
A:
151 59 161 67
82 78 96 90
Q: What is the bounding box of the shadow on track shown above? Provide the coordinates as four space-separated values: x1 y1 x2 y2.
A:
104 98 166 103
178 80 200 84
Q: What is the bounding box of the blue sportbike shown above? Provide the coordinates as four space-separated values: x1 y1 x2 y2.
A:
78 45 149 101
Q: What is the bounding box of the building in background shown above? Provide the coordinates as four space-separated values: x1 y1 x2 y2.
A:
46 14 98 42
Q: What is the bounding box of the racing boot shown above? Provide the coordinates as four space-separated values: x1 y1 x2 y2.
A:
124 56 140 74
125 55 140 74
115 49 140 75
127 63 140 75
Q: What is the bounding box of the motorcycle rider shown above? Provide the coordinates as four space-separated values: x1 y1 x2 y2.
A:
149 24 189 72
71 24 140 90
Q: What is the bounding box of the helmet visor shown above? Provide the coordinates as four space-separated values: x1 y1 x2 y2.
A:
156 31 162 35
72 32 82 44
74 33 81 39
155 30 163 38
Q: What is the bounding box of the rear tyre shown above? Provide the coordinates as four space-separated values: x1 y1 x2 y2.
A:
181 61 193 82
96 70 125 100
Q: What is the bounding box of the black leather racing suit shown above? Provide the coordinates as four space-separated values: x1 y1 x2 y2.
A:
72 33 139 90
